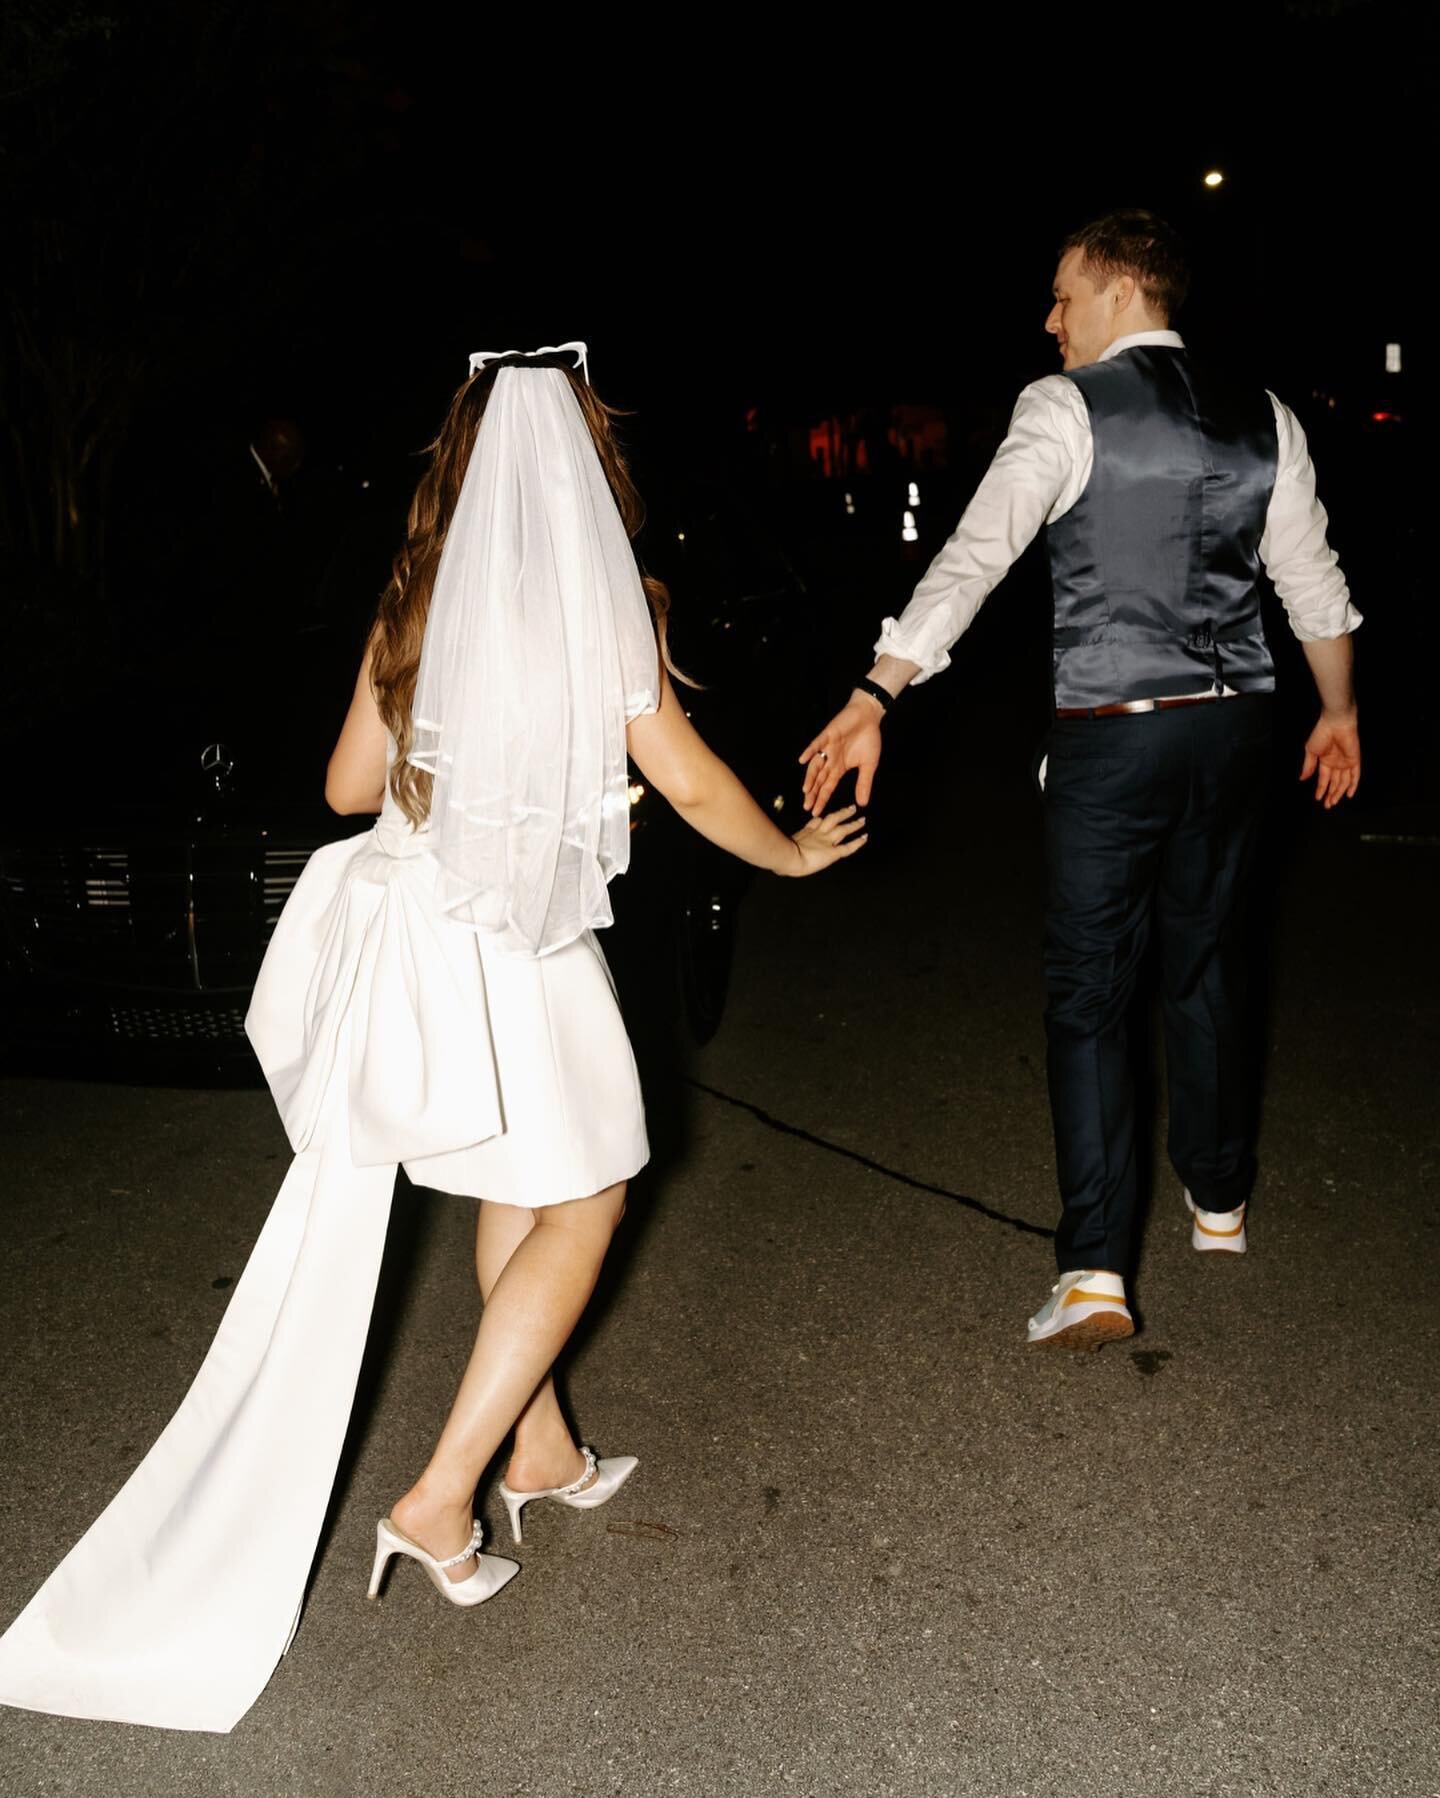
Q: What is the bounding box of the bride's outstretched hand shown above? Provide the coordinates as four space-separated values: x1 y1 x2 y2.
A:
787 805 868 876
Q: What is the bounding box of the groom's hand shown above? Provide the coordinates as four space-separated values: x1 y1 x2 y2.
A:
799 692 884 815
1300 708 1361 809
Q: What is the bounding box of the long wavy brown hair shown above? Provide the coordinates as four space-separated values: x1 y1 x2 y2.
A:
369 365 682 826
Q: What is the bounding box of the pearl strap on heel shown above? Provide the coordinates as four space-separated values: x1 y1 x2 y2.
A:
433 1522 487 1569
498 1446 639 1545
367 1516 519 1608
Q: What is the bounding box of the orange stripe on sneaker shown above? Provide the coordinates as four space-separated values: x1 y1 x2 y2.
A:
1195 1215 1245 1238
1061 1289 1128 1308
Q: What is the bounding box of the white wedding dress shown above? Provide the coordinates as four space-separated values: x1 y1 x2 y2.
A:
0 749 648 1733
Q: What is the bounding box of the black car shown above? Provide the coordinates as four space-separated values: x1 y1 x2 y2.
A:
0 482 821 1075
625 471 826 1041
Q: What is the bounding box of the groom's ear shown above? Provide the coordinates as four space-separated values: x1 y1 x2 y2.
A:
1111 272 1138 316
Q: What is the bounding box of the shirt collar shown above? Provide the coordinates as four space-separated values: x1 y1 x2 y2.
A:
1099 329 1186 363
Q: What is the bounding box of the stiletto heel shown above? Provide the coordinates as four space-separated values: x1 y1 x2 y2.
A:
366 1529 392 1600
366 1516 519 1608
497 1446 639 1545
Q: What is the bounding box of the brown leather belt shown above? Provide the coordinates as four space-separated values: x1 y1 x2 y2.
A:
1055 691 1238 720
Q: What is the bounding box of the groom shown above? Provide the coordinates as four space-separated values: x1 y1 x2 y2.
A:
801 209 1362 1350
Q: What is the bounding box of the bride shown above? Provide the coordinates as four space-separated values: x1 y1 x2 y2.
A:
0 343 865 1733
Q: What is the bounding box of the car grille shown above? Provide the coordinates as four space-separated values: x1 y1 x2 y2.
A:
262 846 312 927
84 848 131 910
0 839 316 991
109 1001 253 1043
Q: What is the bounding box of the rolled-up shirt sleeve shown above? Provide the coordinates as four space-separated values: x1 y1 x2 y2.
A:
874 378 1078 682
1261 396 1363 641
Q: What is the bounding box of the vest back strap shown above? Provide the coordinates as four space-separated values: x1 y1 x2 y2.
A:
1052 609 1264 651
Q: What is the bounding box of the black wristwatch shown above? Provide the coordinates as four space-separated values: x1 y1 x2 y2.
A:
854 678 894 716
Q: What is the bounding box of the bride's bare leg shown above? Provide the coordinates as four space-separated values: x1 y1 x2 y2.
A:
473 1202 595 1497
390 1182 626 1576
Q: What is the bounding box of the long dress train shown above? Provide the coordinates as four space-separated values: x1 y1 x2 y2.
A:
0 781 647 1733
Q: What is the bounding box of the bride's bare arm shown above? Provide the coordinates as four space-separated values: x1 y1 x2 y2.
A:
626 670 865 876
325 642 388 814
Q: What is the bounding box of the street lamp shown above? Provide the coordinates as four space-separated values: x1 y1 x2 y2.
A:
1203 170 1224 188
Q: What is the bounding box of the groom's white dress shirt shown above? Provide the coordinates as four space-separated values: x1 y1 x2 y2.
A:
875 330 1362 685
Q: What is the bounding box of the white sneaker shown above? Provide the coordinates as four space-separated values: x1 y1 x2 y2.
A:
1184 1189 1247 1254
1026 1270 1134 1351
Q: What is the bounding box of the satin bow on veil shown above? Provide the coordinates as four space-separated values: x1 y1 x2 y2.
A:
468 341 590 382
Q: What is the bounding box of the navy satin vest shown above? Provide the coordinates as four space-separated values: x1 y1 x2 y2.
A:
1044 346 1278 710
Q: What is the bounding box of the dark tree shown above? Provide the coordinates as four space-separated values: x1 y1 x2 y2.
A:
0 1 381 699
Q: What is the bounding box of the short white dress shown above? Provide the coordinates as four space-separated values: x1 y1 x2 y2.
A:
249 732 649 1205
0 734 648 1734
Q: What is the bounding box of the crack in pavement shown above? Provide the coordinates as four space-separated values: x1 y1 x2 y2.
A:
686 1078 1056 1239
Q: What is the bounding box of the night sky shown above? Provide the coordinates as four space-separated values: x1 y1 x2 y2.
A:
1 0 1429 705
272 2 1428 423
15 6 1423 417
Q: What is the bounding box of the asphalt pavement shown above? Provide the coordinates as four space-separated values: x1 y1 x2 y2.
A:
1 699 1436 1797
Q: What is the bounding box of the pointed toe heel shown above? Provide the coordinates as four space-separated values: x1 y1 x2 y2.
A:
367 1516 519 1608
498 1447 639 1545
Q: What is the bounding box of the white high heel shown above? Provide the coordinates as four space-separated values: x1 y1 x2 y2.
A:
367 1516 519 1608
498 1446 638 1545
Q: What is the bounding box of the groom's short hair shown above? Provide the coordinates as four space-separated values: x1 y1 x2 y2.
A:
1060 210 1190 322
